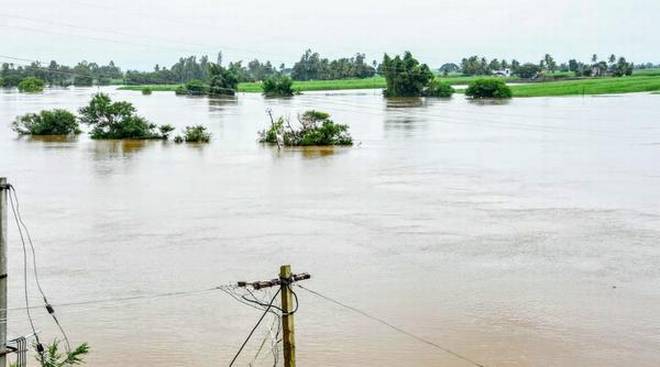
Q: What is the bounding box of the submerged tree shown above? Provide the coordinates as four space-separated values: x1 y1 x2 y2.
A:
381 52 434 97
208 63 239 96
79 93 173 139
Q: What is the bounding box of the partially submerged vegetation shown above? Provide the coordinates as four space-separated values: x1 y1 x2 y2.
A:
381 52 455 97
465 79 512 99
79 93 175 139
260 110 352 147
12 109 80 135
17 77 45 93
262 75 296 97
174 125 212 143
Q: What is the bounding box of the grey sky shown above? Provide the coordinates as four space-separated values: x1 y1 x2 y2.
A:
1 0 659 70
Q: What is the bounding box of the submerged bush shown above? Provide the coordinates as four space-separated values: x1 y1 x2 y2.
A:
12 109 80 135
208 63 239 96
141 87 153 95
262 75 295 97
17 77 45 93
259 110 353 146
424 79 455 97
465 79 512 99
182 79 209 95
78 93 172 139
174 125 211 143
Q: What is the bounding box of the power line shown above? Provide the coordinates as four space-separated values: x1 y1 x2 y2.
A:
295 284 487 367
228 288 281 367
8 185 71 352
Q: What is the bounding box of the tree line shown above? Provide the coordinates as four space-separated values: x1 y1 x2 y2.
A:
454 53 637 79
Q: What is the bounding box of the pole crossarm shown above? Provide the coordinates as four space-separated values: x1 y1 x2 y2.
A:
237 272 311 290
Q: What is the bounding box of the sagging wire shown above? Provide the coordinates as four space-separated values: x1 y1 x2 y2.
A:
228 288 281 367
5 185 47 359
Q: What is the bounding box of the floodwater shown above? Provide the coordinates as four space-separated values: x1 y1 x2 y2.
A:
1 87 659 367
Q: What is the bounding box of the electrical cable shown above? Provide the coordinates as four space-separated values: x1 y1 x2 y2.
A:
296 284 486 367
228 288 281 367
5 186 45 360
9 185 72 352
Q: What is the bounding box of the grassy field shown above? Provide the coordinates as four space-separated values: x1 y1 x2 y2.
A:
118 69 660 97
509 75 660 97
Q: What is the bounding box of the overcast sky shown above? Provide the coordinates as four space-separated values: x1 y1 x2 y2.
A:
1 0 659 70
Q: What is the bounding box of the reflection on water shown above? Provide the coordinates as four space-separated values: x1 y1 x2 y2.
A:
1 87 660 367
208 95 238 111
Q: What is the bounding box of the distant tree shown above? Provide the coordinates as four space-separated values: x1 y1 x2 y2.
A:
461 56 491 76
514 63 541 79
568 59 580 73
488 58 502 71
612 57 634 76
608 54 616 64
381 51 434 97
544 54 557 73
592 54 598 63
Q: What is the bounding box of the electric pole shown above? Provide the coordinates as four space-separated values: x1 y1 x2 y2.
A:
0 178 8 367
237 265 310 367
280 265 295 367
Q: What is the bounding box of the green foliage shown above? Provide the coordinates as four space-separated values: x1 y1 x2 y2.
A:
262 75 295 97
465 79 513 99
515 63 541 79
179 125 211 143
141 87 152 95
12 109 80 135
460 56 491 76
424 79 455 97
208 63 239 96
259 110 352 146
17 77 45 93
183 79 209 95
291 49 376 81
78 93 171 139
36 340 90 367
381 52 434 97
73 75 93 86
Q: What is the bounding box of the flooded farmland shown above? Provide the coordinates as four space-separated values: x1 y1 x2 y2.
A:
1 87 659 366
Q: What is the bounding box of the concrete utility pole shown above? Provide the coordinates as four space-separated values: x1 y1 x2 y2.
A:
0 178 8 367
238 265 310 367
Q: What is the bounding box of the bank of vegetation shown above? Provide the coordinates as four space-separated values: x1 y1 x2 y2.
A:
259 110 353 147
3 50 660 97
11 93 210 143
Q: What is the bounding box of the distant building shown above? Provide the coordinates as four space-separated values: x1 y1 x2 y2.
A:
492 68 511 77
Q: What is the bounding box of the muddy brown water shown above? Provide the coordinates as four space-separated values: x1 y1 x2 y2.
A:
1 87 659 366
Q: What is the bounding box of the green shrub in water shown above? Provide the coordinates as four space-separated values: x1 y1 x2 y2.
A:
79 93 173 139
465 78 512 99
17 77 45 93
259 110 353 146
12 109 80 135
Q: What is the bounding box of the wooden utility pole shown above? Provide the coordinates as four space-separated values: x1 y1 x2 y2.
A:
237 265 309 367
280 265 295 367
0 178 8 367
